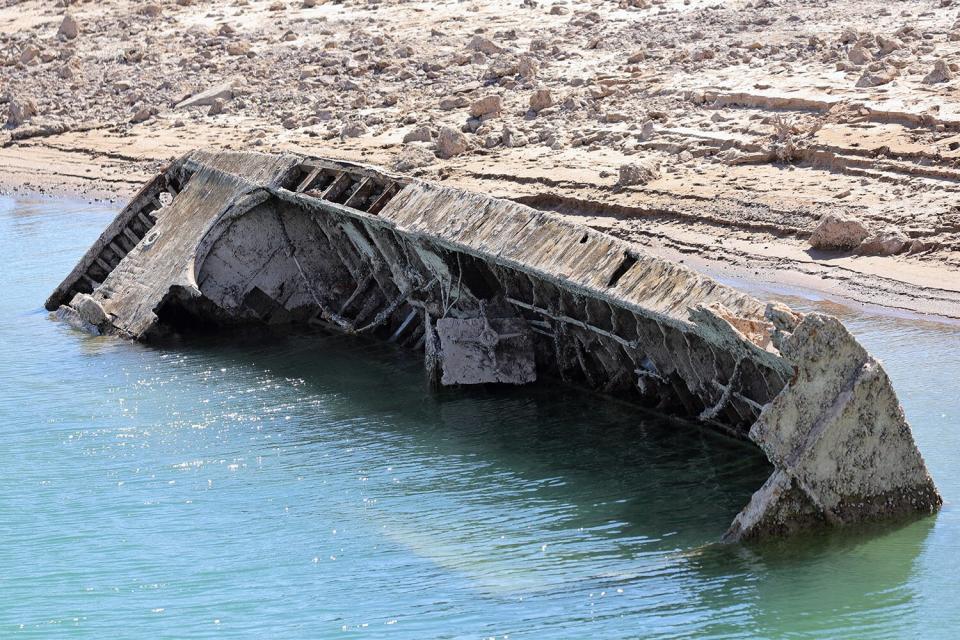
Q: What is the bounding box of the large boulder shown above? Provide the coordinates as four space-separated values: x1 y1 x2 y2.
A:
529 88 552 112
922 59 954 85
856 228 909 256
57 14 79 40
808 213 870 250
5 98 37 128
616 159 660 186
469 95 502 118
436 126 468 159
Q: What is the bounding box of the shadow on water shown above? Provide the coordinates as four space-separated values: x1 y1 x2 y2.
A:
153 327 775 547
143 328 939 636
154 326 937 546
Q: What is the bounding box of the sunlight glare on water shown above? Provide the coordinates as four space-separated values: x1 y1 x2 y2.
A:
0 195 958 638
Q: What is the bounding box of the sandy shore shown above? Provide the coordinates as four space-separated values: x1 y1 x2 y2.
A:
3 0 960 319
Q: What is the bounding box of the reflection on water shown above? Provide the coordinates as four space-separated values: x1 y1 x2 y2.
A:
1 195 958 638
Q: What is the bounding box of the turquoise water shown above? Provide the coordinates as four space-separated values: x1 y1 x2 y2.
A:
1 195 958 639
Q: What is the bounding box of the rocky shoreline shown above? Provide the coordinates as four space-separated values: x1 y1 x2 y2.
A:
4 0 960 319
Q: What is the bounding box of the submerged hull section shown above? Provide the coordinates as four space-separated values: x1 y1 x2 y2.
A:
47 150 941 541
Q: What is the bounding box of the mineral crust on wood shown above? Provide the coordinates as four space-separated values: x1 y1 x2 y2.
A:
46 150 942 541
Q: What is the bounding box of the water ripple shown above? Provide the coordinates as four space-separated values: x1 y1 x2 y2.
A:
1 195 958 638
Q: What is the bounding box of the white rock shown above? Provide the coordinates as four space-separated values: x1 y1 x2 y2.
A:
394 144 435 171
5 98 37 128
856 63 898 87
226 41 251 56
808 213 869 250
341 121 368 138
502 126 528 148
436 126 468 159
617 159 660 186
639 120 655 141
402 126 432 143
175 82 236 109
848 45 872 65
469 95 502 118
517 55 538 79
856 228 909 256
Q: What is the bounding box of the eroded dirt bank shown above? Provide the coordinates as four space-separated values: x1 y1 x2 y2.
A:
3 0 960 318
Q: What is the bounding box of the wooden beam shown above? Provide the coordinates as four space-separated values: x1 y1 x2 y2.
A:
81 273 100 288
296 166 321 193
344 177 375 210
366 182 400 215
321 172 351 202
112 236 134 254
94 256 113 273
122 227 142 246
137 212 156 229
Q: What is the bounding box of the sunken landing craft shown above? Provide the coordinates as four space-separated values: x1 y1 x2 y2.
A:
47 150 941 541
